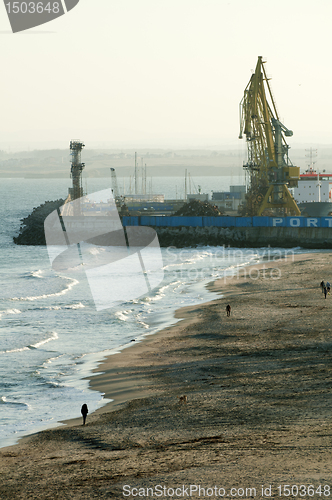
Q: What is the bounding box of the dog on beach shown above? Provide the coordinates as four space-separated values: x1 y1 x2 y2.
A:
177 395 188 403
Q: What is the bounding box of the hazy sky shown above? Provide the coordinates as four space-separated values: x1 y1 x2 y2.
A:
1 0 331 150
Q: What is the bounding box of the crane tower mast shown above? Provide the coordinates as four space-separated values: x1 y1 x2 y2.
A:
110 168 121 205
70 140 85 200
239 57 300 216
69 140 85 215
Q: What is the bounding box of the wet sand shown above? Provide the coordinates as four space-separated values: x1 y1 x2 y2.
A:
1 252 332 499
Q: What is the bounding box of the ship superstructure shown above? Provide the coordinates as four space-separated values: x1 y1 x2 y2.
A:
294 167 332 204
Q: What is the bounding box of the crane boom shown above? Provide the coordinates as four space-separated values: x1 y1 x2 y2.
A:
110 168 120 203
239 57 300 216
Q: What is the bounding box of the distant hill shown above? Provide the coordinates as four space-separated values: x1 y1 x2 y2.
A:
1 147 331 178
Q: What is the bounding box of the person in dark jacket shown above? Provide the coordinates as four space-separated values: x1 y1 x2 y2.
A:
226 304 231 317
81 403 88 425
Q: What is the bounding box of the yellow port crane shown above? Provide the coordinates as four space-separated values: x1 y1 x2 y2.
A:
239 56 300 216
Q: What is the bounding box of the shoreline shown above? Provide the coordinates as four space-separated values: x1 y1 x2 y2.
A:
53 252 310 428
2 250 332 499
60 280 224 428
1 251 312 445
0 260 219 450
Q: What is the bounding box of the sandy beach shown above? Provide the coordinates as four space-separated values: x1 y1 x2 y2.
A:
1 251 332 499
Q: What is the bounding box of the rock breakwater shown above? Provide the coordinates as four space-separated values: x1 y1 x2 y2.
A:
14 199 65 245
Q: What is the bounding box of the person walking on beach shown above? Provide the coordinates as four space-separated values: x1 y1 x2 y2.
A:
226 304 231 317
320 280 325 293
327 282 331 294
324 287 327 299
81 403 88 425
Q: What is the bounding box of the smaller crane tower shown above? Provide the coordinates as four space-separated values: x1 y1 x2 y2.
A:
69 140 85 215
110 168 121 205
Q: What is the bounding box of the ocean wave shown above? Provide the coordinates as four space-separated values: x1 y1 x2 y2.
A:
32 269 44 278
11 276 79 302
64 303 85 309
136 316 149 329
144 282 173 302
1 397 29 408
32 306 62 311
19 269 44 280
0 308 22 319
29 270 44 279
43 354 64 364
0 346 30 354
43 381 66 389
29 332 58 349
114 310 130 321
31 303 85 311
0 332 59 354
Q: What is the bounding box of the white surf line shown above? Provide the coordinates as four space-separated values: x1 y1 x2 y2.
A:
11 276 79 302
